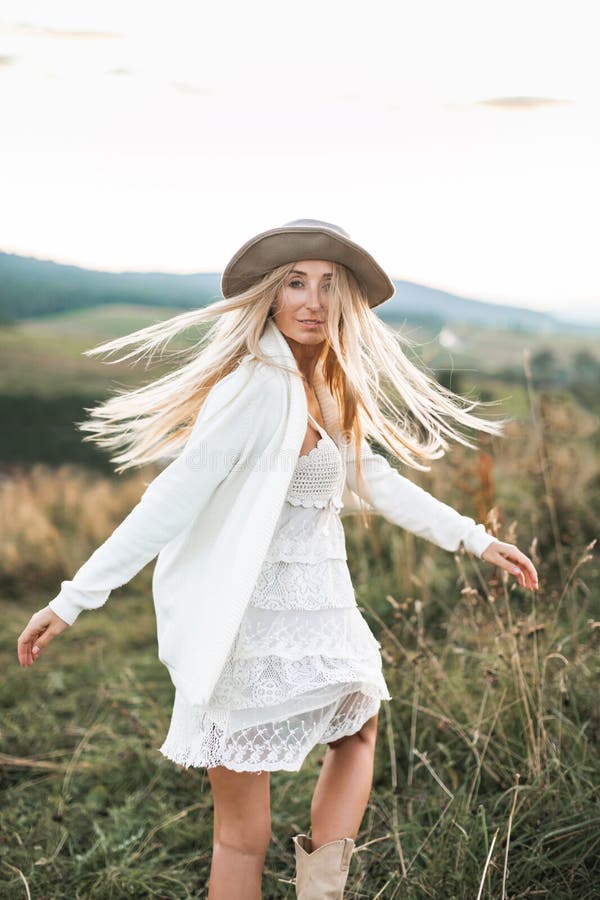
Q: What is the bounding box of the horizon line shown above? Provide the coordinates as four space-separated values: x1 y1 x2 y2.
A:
0 244 594 322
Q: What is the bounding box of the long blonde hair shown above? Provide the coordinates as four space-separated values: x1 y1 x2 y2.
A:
76 261 510 481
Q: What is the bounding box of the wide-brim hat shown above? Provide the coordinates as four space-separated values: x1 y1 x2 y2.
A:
220 218 396 308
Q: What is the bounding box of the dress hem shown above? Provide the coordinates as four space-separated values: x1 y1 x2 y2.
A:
157 692 392 773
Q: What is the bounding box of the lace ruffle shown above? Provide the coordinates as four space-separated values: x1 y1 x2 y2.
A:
158 685 388 772
206 650 390 708
233 605 381 661
249 558 357 610
286 495 343 511
265 506 347 563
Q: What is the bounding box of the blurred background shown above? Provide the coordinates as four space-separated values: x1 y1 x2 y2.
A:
1 2 599 897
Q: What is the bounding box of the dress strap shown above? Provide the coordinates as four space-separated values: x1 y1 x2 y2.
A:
307 410 326 434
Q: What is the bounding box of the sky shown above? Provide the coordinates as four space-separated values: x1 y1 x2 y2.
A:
1 1 599 320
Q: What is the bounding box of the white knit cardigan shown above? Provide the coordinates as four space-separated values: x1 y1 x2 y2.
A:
48 318 496 706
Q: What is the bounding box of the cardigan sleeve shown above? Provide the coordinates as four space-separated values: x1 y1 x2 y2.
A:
47 366 257 626
344 438 496 559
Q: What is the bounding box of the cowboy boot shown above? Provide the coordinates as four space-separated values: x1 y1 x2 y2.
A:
292 832 355 899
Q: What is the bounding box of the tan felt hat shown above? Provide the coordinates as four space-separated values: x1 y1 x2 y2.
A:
220 218 396 308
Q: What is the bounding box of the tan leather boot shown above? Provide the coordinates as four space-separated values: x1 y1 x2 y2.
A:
292 832 355 899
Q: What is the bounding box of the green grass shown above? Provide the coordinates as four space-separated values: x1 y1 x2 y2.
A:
2 304 599 397
410 320 600 376
2 513 599 897
0 305 194 396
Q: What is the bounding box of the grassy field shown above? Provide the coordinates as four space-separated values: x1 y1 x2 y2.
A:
0 305 191 397
1 309 599 897
1 303 599 395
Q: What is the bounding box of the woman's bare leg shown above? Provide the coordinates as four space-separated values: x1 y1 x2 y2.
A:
206 765 271 900
309 711 379 848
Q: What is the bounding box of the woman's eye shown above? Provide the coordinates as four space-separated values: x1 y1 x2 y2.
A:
289 280 331 290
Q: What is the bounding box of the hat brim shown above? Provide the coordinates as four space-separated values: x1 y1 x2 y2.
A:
220 225 395 309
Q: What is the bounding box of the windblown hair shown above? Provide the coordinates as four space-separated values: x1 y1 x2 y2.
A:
76 262 510 496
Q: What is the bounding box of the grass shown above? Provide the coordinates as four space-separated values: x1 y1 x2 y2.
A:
1 303 599 397
1 341 599 897
0 305 195 396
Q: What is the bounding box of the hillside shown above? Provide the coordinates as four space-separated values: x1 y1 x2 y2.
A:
0 251 221 323
1 249 595 335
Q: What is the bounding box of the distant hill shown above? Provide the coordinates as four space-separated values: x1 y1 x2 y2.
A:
379 280 581 333
0 249 594 334
0 251 222 323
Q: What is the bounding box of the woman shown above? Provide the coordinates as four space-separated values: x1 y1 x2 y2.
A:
17 219 538 899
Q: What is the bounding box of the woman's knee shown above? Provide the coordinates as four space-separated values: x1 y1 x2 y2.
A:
215 821 271 858
208 766 272 856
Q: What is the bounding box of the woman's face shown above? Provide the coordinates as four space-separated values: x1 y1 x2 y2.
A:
271 259 332 347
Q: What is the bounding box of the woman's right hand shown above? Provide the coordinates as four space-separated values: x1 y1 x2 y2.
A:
17 606 70 667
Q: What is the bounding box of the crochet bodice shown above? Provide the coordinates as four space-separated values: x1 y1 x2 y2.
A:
284 411 345 510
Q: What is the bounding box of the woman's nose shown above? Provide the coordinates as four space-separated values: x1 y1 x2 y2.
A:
305 287 323 307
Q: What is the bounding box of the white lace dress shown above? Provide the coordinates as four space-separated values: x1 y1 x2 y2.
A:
158 411 393 773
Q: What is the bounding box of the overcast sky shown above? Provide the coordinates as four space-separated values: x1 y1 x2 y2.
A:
1 1 598 318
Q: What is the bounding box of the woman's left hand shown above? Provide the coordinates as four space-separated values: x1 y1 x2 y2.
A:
481 540 539 591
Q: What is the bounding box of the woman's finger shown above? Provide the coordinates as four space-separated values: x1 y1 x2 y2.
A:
482 542 539 590
17 607 66 667
500 545 539 587
17 623 39 666
18 626 47 666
